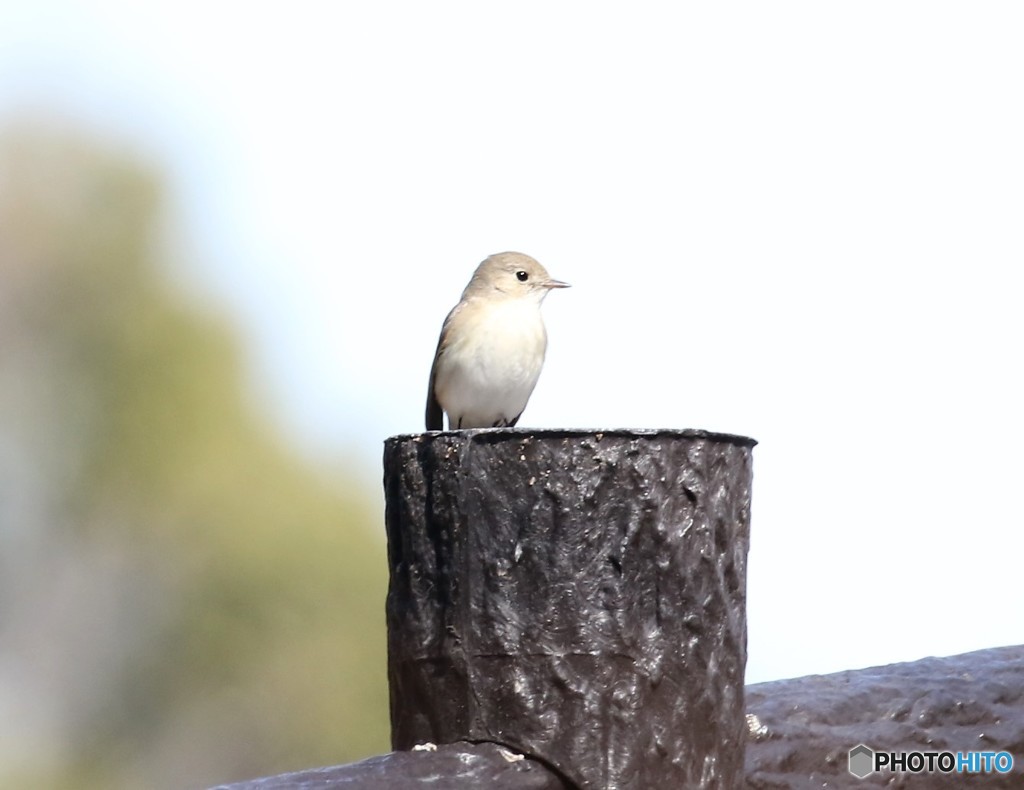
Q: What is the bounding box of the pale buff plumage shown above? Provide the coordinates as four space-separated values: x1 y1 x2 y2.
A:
425 252 569 431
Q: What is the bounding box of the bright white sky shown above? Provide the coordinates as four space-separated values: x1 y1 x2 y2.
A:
2 2 1022 685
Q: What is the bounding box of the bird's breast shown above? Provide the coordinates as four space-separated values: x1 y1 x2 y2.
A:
434 298 548 423
459 299 546 381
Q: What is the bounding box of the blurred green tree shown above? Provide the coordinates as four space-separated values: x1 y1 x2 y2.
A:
0 124 389 789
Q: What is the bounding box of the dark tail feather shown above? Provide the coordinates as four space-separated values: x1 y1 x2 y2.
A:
425 387 444 431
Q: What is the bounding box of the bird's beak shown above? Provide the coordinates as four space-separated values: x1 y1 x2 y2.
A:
545 278 571 289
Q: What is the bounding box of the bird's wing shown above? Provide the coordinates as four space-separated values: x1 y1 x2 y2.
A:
424 355 444 431
424 304 460 431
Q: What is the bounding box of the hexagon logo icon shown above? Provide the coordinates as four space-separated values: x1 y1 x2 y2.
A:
848 744 874 778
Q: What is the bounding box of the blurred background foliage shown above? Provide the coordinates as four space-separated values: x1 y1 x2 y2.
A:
0 123 389 789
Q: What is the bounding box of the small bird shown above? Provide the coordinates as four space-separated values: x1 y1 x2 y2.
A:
425 252 569 430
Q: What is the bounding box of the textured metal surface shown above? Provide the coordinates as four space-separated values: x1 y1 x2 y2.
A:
745 644 1024 788
210 644 1024 789
211 741 569 789
384 428 756 790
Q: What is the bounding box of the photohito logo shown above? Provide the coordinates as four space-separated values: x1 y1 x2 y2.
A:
848 744 1014 778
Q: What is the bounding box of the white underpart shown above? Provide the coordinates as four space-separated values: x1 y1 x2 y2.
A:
435 296 548 429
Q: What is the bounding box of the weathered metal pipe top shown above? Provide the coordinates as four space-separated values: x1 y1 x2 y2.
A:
384 427 755 789
390 427 758 448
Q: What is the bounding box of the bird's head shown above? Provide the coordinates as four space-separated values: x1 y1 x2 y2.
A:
463 251 570 303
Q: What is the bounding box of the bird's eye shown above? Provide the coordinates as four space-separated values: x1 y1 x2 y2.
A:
516 270 529 282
